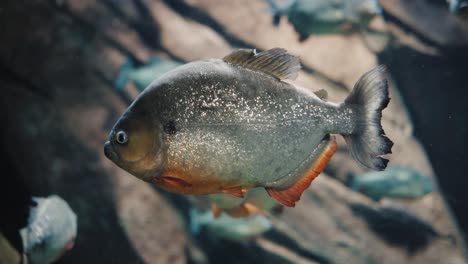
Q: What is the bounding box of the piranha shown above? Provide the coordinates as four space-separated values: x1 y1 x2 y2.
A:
104 48 393 207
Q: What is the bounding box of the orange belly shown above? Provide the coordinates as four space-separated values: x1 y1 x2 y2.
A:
154 167 246 195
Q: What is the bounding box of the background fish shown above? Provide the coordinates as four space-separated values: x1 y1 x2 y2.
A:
348 166 433 201
104 48 393 208
447 0 468 19
266 0 381 40
20 195 77 264
190 209 272 242
114 57 182 92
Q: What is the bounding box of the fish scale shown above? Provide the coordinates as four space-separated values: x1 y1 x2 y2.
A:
149 60 347 187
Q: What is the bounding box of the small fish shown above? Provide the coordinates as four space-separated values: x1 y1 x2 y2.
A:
266 0 381 40
104 48 393 208
447 0 468 19
114 57 182 92
349 166 433 201
20 195 77 264
190 209 272 242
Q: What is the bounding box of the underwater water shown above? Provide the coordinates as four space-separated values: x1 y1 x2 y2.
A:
1 0 468 263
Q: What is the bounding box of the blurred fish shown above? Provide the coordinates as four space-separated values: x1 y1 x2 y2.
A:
114 57 182 92
104 48 392 208
20 195 77 264
208 188 281 218
190 209 272 242
348 166 433 201
447 0 468 19
266 0 381 40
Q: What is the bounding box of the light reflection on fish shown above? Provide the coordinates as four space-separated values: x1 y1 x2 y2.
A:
104 48 393 208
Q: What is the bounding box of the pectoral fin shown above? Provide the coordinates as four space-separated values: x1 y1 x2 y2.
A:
266 136 337 207
156 176 192 188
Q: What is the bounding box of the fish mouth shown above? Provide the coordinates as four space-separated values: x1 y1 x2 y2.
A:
104 141 118 161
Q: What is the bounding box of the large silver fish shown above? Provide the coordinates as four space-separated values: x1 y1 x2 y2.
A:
104 48 393 207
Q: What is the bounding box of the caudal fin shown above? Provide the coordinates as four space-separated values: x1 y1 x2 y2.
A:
343 65 393 171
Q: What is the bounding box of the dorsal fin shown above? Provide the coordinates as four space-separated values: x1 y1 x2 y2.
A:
223 48 301 80
314 89 328 101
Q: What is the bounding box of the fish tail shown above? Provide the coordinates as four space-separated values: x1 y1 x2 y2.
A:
342 65 393 171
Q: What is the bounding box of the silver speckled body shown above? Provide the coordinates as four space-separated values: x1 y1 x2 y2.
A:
137 59 357 189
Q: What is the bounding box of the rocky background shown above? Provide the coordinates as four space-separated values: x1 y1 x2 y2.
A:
0 0 467 263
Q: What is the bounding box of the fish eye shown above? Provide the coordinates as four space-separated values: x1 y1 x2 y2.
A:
116 130 128 144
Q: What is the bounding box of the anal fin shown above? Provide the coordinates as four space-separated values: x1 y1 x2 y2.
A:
266 136 337 207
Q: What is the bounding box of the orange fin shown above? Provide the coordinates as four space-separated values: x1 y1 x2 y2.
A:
266 136 337 207
225 202 263 218
222 186 246 198
211 204 221 218
157 176 192 188
242 202 263 215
